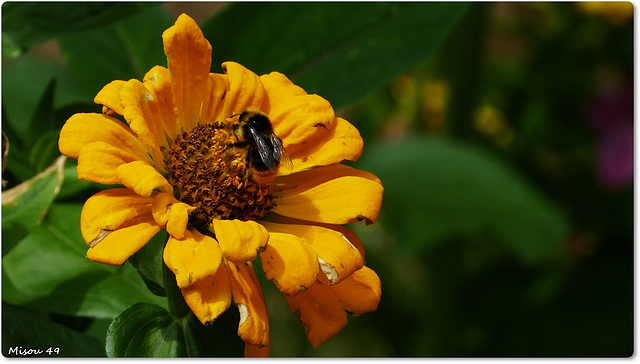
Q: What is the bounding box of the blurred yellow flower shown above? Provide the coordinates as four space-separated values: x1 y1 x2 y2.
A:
58 13 383 356
577 1 633 25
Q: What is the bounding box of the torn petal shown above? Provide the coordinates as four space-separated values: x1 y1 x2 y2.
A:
151 192 194 240
332 266 381 316
227 261 270 348
116 161 173 197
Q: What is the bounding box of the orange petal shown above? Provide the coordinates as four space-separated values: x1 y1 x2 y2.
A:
261 222 363 286
284 117 363 174
80 188 153 243
120 79 169 170
151 193 195 240
116 161 172 197
163 229 223 289
221 62 266 116
59 113 151 162
227 261 270 347
272 164 383 225
163 13 212 131
331 266 381 316
259 232 319 295
244 344 269 358
200 73 230 125
285 282 347 349
86 213 161 265
142 66 181 142
76 141 141 185
94 80 126 115
182 262 232 324
211 219 269 264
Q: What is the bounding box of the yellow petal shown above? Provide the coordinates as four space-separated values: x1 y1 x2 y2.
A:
142 66 181 142
116 161 172 197
94 80 126 115
284 117 364 174
200 73 230 125
331 266 381 316
163 13 212 131
211 219 269 264
259 232 319 295
76 141 140 185
261 222 363 286
182 262 232 324
59 113 151 162
163 229 223 289
273 164 383 225
227 261 270 347
87 213 161 265
120 79 169 170
221 62 266 116
151 193 195 240
80 188 153 243
259 71 307 113
269 93 335 146
244 344 269 358
285 282 347 349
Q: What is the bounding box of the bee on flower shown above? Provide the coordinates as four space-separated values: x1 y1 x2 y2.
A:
58 13 383 356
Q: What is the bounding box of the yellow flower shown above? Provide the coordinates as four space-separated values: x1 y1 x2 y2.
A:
58 14 383 355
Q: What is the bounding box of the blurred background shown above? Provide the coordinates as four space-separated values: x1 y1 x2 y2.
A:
2 2 634 357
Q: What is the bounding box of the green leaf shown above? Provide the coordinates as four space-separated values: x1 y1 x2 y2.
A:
202 3 469 108
2 155 65 253
129 230 169 297
58 7 173 94
2 203 166 319
106 303 184 357
106 303 244 357
2 2 161 57
355 137 569 262
2 303 106 357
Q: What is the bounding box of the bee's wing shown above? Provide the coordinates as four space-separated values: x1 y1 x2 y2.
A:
270 134 293 173
249 127 280 172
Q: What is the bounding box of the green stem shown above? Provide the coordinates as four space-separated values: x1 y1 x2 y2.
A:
163 262 191 318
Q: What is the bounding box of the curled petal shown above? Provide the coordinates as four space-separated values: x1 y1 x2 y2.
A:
211 219 269 264
142 66 181 142
163 229 223 289
332 266 381 316
59 113 151 163
262 222 362 285
259 232 319 295
285 282 347 349
87 213 161 265
227 261 270 348
163 13 212 131
151 193 194 240
94 80 126 115
76 142 140 185
273 164 383 225
182 262 232 324
221 62 266 116
284 117 364 174
116 161 172 197
80 188 153 243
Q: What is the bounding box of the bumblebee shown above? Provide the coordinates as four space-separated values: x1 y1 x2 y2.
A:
231 108 292 183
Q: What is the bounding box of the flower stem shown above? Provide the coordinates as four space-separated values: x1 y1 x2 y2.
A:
163 262 191 318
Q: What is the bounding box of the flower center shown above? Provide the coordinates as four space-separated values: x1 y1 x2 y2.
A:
166 122 274 226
